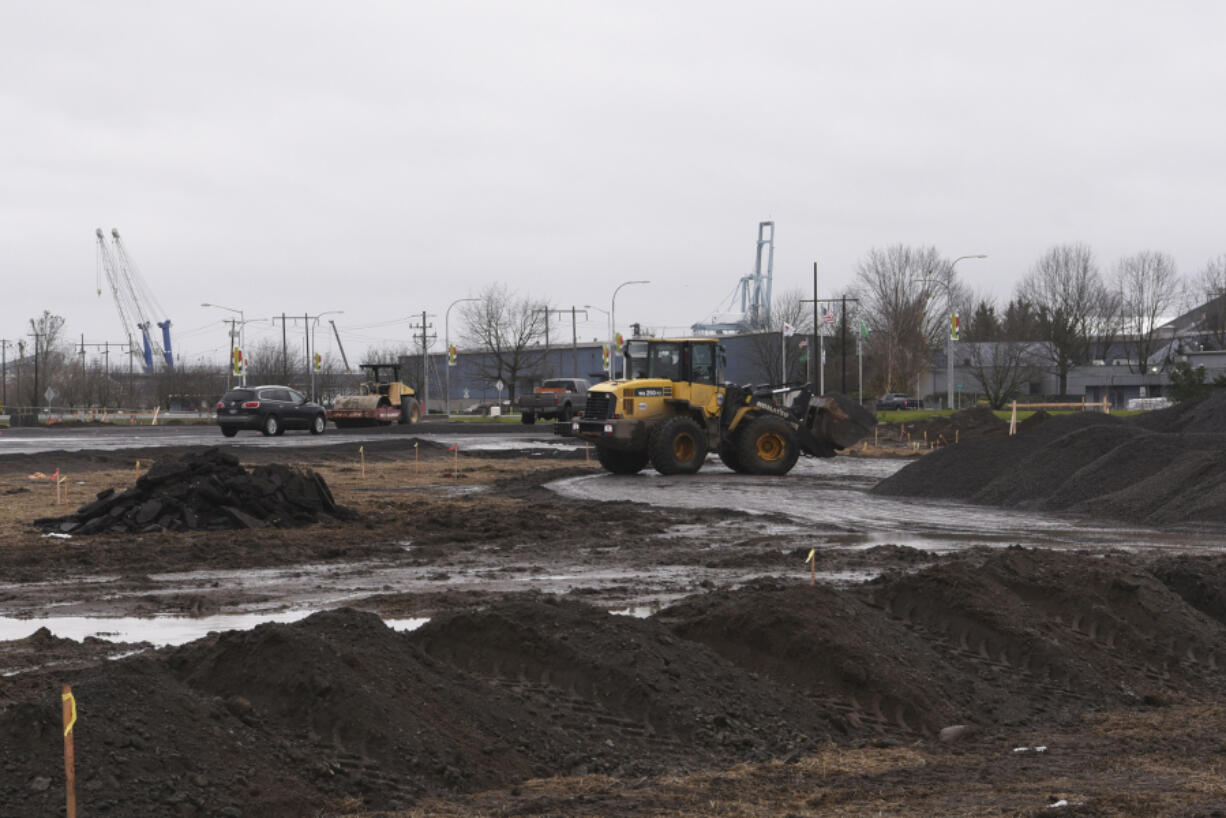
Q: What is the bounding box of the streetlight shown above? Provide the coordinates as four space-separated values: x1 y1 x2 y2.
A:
610 280 649 380
925 255 987 411
445 297 482 416
310 311 344 402
201 302 247 387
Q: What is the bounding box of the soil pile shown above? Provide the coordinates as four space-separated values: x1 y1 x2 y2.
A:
6 551 1226 815
0 600 838 817
658 548 1226 735
34 448 355 535
872 406 1226 525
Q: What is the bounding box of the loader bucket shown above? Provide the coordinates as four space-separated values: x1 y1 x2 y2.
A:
809 393 876 450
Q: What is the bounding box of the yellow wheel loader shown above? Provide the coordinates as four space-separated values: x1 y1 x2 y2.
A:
330 363 421 428
558 337 874 476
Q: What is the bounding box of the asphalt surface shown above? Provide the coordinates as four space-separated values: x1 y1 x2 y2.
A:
0 419 563 455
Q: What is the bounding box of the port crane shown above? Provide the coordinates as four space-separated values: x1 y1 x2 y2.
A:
95 228 174 373
691 220 775 334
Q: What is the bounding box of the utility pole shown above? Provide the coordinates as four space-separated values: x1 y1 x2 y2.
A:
28 332 44 415
408 311 436 415
1 339 8 407
571 307 588 376
533 308 582 379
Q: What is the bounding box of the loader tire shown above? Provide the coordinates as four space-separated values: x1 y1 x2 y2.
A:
650 416 708 475
718 437 750 473
400 398 420 425
596 446 649 475
736 415 800 476
521 410 536 425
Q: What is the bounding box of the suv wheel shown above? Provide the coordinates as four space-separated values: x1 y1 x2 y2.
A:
261 414 280 437
310 414 326 435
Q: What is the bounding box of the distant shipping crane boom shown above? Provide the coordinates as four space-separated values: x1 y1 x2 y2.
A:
95 228 174 373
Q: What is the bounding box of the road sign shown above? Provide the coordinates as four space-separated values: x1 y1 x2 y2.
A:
495 380 504 392
44 387 56 402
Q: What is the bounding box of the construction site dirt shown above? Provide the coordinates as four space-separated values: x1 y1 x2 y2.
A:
4 406 1226 817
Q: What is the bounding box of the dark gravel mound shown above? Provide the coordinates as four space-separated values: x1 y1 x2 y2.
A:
1132 391 1226 434
972 423 1150 508
35 448 355 534
873 407 1226 526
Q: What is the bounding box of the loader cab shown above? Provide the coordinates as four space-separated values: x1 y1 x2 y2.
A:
624 339 723 385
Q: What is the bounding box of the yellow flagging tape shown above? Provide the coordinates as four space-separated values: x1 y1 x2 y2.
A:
62 690 77 736
805 548 816 564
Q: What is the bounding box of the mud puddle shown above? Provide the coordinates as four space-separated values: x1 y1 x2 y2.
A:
551 456 1223 553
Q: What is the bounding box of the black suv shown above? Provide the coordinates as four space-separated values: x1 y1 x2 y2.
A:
215 385 327 437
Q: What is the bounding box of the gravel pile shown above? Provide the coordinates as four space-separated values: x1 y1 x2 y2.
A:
36 448 355 534
872 397 1226 526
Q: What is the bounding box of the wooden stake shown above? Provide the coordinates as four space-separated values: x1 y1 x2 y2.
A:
414 441 419 475
62 684 77 818
359 445 366 479
453 444 459 478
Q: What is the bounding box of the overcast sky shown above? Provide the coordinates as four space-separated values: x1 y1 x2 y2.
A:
3 1 1224 366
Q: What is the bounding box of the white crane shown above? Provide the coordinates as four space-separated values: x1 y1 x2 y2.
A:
95 228 174 372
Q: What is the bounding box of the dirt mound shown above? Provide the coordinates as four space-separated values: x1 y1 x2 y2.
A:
657 548 1226 736
873 409 1226 526
0 600 840 816
6 555 1226 815
34 448 355 534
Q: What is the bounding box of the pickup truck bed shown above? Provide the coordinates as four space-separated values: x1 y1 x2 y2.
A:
517 378 589 424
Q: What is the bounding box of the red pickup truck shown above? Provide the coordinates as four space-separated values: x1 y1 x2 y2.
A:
517 378 589 424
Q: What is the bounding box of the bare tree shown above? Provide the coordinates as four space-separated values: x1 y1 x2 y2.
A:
743 288 812 385
962 297 1045 409
853 245 970 394
459 283 547 401
26 311 68 407
1016 244 1112 395
1115 251 1181 373
1187 254 1226 350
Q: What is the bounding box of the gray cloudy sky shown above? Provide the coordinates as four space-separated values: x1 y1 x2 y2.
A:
3 1 1224 364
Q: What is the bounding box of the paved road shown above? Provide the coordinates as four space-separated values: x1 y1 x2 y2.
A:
0 420 569 455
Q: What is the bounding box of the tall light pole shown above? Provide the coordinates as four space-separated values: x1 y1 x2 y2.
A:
310 311 344 402
201 302 247 387
610 280 649 380
933 255 987 411
445 297 481 416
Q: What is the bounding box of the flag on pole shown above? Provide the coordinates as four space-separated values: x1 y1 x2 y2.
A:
859 320 869 339
820 306 836 325
797 339 808 348
782 322 795 337
448 344 457 366
950 312 960 341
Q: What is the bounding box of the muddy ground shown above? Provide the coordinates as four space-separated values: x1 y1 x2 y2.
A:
3 431 1226 816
